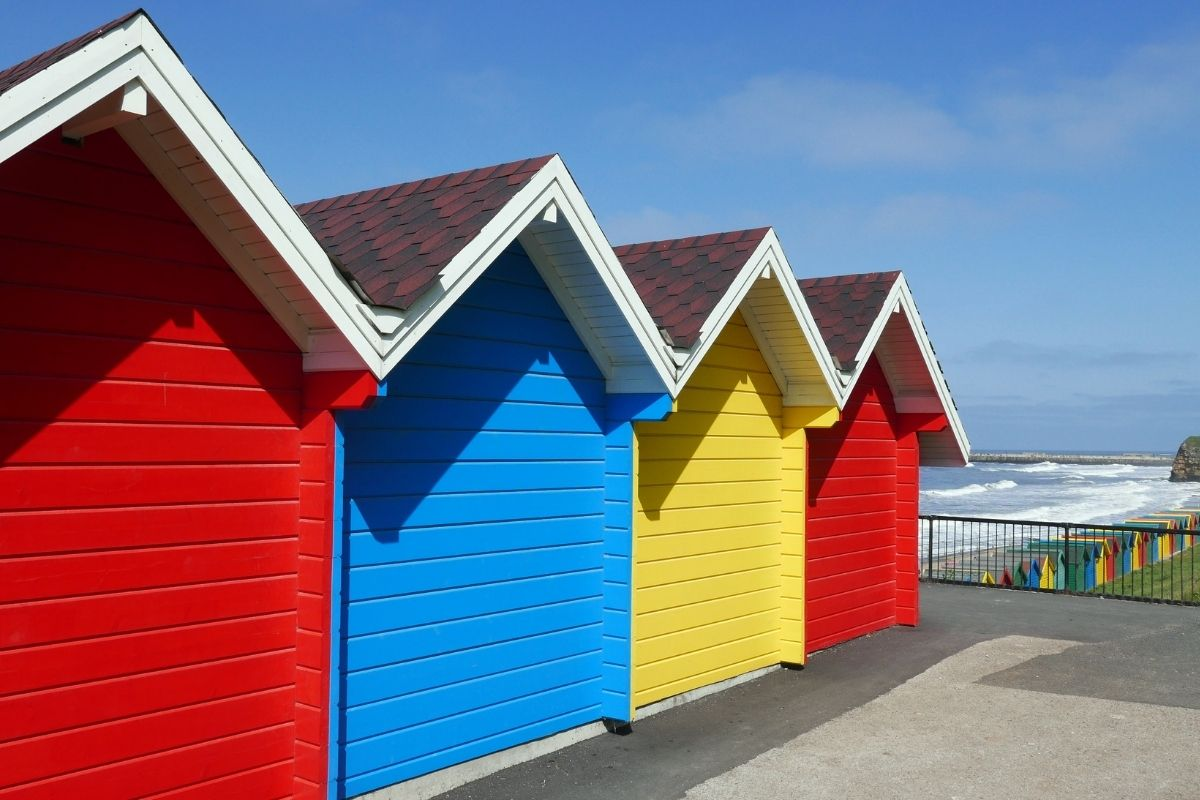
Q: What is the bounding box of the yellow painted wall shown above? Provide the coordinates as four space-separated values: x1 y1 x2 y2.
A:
632 313 785 708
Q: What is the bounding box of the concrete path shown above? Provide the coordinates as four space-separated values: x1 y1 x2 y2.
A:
436 585 1200 800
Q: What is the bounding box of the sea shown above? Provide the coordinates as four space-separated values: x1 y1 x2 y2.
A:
920 458 1200 525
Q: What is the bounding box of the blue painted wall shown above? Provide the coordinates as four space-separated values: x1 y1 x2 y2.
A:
332 245 659 797
601 393 672 722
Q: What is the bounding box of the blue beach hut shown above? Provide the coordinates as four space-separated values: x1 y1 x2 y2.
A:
1026 558 1042 589
1120 533 1133 574
299 157 677 797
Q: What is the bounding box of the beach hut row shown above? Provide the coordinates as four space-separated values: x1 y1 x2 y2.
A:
1124 509 1200 560
976 508 1200 593
0 12 970 800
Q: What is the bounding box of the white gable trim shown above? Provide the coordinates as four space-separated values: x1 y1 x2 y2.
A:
120 118 311 348
0 14 383 374
363 155 676 391
0 21 142 163
839 275 971 463
669 229 841 406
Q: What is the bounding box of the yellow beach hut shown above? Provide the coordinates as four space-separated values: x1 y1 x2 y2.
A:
614 228 841 713
1039 555 1056 590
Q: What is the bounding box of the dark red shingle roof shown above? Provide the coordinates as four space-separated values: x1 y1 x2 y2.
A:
0 10 142 98
614 228 770 347
798 271 900 369
296 155 553 309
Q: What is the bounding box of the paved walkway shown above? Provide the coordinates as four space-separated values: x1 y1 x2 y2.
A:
436 585 1200 800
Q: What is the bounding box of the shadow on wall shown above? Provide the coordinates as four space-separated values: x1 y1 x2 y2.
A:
336 243 608 541
327 245 615 794
807 357 898 503
0 130 303 470
636 336 782 521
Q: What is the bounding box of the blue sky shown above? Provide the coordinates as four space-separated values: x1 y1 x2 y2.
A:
7 2 1199 452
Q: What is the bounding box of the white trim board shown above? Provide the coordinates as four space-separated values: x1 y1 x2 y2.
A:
366 155 677 392
0 13 677 391
836 274 971 465
666 228 841 408
0 14 382 372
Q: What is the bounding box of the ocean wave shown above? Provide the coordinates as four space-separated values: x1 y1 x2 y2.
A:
1013 462 1061 473
923 479 1018 499
1062 464 1136 479
974 460 1144 475
921 455 1200 545
1002 480 1200 525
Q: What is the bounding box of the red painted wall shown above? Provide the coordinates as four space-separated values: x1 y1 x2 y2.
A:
806 357 922 654
296 409 337 800
294 372 375 800
0 131 306 799
895 429 920 626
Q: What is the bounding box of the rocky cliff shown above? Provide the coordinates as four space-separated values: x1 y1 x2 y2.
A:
1169 437 1200 482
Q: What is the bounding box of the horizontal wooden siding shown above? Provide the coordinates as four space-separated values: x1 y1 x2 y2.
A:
335 246 609 796
805 357 899 654
895 430 920 626
0 131 302 799
633 314 783 708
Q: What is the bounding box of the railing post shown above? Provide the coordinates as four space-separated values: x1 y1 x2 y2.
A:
1062 523 1070 594
926 516 934 581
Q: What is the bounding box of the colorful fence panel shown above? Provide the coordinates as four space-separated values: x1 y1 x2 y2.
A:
923 507 1200 606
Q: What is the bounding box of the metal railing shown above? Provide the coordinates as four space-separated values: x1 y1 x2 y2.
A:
920 514 1200 606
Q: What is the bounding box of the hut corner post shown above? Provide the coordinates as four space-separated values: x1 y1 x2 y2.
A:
602 392 672 730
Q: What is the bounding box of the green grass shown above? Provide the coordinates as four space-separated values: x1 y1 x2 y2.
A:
1094 544 1200 602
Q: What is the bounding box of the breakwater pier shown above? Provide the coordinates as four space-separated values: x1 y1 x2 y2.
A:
971 451 1173 466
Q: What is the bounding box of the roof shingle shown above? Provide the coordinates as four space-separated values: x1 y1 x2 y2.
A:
296 155 554 309
797 271 900 369
614 227 770 347
0 9 142 99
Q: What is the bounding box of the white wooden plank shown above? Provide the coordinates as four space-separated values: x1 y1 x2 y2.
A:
268 273 302 293
141 109 174 135
206 194 241 215
217 209 255 232
278 283 311 302
179 160 216 184
230 225 264 246
242 241 277 260
151 126 190 151
300 309 334 328
158 136 196 162
193 177 226 200
254 255 292 276
537 241 584 257
530 228 577 245
292 299 327 318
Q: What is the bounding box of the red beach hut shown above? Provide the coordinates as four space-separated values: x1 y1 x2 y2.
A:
0 13 388 798
798 272 969 654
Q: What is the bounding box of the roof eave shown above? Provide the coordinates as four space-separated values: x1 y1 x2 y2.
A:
0 11 386 376
840 275 971 464
359 155 675 393
670 229 842 407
